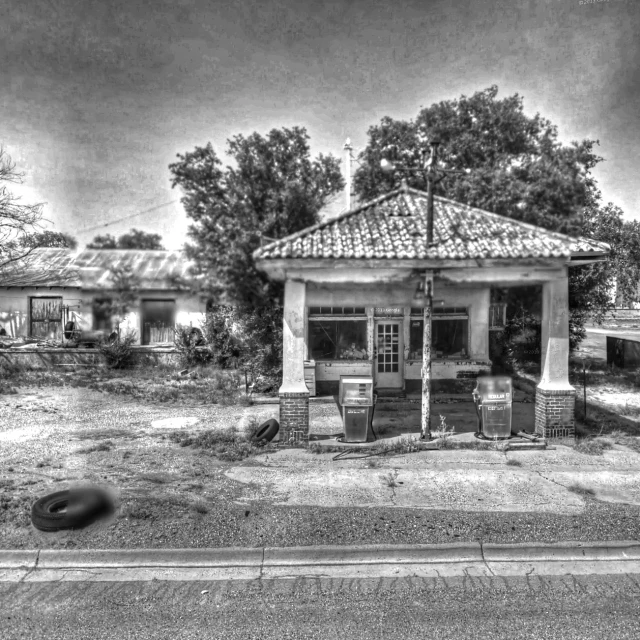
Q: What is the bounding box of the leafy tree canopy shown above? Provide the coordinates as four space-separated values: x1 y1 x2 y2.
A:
354 85 601 236
21 230 78 249
87 228 164 250
169 126 344 308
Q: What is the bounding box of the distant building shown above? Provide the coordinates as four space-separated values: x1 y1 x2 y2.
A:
0 248 205 344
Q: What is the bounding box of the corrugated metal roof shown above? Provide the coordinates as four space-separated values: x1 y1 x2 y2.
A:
254 185 609 262
0 249 194 289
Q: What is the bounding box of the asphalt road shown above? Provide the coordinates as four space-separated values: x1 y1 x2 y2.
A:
2 573 640 639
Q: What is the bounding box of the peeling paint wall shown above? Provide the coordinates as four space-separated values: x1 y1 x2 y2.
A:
0 288 205 344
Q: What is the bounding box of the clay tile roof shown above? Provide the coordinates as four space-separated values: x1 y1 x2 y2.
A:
254 186 609 262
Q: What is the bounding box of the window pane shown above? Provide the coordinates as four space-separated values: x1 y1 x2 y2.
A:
309 320 367 361
92 298 113 331
408 319 469 359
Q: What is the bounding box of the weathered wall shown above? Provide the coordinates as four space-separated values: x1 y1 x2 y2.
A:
305 282 491 391
0 288 205 344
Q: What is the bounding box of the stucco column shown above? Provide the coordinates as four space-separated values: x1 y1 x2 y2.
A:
279 279 309 443
535 273 575 440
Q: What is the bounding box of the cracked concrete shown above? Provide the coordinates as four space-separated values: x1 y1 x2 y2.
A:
225 444 640 514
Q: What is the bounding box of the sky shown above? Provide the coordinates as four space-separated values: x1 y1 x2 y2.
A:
1 0 639 250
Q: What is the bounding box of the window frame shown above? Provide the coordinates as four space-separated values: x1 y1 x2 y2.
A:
408 306 470 360
140 298 177 345
307 307 369 362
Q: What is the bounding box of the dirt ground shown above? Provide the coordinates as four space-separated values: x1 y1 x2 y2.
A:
1 330 640 551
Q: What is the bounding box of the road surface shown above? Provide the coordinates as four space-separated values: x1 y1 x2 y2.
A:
2 572 640 639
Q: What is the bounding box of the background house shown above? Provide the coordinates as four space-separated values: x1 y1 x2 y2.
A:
0 248 205 345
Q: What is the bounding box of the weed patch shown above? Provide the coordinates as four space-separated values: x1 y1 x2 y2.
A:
505 458 523 467
573 438 613 456
76 441 113 454
566 484 596 498
380 470 399 488
168 426 276 462
191 499 209 514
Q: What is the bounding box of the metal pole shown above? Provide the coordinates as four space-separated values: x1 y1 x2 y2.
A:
583 359 587 422
421 141 439 440
421 272 433 439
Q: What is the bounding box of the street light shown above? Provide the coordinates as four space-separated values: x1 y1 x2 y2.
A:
380 141 471 440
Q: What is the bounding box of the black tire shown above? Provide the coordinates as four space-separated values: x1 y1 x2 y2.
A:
63 321 76 340
252 418 279 443
31 487 113 532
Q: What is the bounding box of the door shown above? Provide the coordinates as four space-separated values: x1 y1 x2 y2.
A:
375 321 403 388
30 297 63 340
141 299 176 345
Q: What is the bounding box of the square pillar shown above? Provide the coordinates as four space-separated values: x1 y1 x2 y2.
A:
279 279 309 443
535 272 575 440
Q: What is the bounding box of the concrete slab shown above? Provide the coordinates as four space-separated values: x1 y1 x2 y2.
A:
224 466 586 514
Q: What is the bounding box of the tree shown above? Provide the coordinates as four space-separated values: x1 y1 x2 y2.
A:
87 234 117 249
169 126 344 309
169 127 344 386
21 230 78 249
117 228 164 250
353 86 608 350
0 148 72 282
354 86 600 236
87 229 165 250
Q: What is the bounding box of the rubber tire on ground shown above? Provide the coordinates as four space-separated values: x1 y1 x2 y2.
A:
31 487 113 532
252 418 279 443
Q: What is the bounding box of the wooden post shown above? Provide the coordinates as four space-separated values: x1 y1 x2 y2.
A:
421 271 433 439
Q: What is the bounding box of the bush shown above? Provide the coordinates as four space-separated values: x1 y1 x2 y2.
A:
174 324 214 368
497 308 542 373
201 306 242 369
99 329 138 368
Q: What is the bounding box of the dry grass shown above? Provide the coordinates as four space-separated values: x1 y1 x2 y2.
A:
168 426 277 462
76 441 113 454
74 427 140 441
566 484 596 498
380 470 399 488
572 437 614 456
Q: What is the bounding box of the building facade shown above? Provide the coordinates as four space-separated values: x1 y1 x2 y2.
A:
0 248 204 344
255 185 609 441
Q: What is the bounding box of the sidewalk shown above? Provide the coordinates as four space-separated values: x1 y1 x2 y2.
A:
2 541 640 582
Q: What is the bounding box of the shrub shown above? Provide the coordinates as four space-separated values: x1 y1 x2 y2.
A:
99 329 138 369
174 324 214 368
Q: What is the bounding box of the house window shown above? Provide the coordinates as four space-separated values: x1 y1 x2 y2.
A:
408 307 469 359
30 297 63 339
92 298 113 331
141 299 176 345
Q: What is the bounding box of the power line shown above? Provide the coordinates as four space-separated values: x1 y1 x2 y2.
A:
80 200 180 233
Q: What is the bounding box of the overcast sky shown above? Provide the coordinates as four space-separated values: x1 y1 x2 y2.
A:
2 0 638 249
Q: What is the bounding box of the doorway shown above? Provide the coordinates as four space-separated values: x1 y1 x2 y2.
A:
375 320 403 388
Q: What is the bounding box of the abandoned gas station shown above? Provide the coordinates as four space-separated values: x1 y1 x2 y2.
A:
254 183 609 443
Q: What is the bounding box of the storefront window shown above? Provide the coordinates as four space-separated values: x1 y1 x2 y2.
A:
309 321 368 360
408 315 469 359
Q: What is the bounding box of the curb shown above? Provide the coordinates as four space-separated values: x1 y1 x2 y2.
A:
1 541 640 582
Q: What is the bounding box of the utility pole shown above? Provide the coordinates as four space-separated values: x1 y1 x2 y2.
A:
344 138 353 211
421 140 439 440
381 139 469 440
